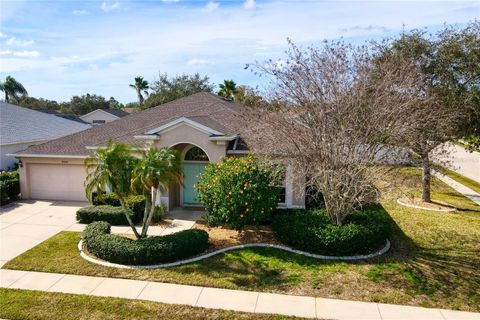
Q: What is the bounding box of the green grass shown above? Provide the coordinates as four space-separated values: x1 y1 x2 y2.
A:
3 167 480 312
437 166 480 194
0 289 299 320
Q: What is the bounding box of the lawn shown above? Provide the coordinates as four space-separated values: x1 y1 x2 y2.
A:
3 167 480 312
0 289 299 320
437 166 480 194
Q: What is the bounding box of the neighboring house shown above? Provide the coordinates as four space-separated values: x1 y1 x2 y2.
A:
80 108 129 125
14 92 305 208
0 102 91 170
38 109 89 124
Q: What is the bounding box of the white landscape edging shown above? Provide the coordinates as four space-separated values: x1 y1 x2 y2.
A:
396 198 457 212
78 239 391 270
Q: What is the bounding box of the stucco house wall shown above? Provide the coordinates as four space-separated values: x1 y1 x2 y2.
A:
80 110 120 124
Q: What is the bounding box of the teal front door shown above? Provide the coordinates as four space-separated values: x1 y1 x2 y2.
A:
183 163 207 205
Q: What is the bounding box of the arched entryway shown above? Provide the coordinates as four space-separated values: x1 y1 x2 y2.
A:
182 145 209 206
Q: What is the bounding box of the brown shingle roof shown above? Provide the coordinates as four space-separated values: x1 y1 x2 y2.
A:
16 92 246 156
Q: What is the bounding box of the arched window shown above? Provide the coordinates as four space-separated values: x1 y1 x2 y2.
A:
184 146 209 161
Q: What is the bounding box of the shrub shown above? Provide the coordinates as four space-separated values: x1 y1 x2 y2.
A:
92 193 145 221
0 171 20 204
272 207 391 256
76 205 142 225
196 155 280 230
82 221 209 265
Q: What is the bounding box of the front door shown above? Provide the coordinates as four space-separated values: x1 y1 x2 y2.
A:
183 162 207 205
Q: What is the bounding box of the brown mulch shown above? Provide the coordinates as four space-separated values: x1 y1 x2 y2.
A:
193 221 279 250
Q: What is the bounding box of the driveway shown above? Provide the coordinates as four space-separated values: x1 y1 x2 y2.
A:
0 200 86 267
433 143 480 182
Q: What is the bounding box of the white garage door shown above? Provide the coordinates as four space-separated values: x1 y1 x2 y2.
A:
28 164 87 201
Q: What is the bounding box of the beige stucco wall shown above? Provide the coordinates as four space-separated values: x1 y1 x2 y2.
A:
80 111 119 124
153 123 228 163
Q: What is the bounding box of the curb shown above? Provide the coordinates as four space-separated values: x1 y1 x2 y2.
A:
396 198 457 212
78 238 391 269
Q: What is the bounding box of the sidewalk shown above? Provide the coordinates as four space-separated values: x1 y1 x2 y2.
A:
433 170 480 206
1 269 479 320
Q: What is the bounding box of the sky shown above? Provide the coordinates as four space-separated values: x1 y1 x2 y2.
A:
0 0 479 104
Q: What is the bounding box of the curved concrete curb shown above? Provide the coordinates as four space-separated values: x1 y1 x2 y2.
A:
78 238 391 269
396 198 457 212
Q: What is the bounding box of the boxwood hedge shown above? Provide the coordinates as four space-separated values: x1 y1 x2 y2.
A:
82 221 209 265
271 207 391 256
78 194 146 225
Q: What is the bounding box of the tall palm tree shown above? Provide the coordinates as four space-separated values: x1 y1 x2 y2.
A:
217 80 238 100
132 147 182 237
0 76 28 103
129 76 149 105
84 141 141 238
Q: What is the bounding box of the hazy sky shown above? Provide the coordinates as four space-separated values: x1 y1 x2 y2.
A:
1 0 479 103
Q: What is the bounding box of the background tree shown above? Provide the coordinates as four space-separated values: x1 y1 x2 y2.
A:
234 85 265 107
131 148 182 237
217 80 238 100
241 40 428 225
61 94 110 115
143 73 214 109
14 96 60 111
129 76 149 105
382 22 478 201
84 141 140 238
0 76 28 103
108 97 124 109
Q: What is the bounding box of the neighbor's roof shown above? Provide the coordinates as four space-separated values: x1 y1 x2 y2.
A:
0 102 91 146
38 109 89 124
16 92 246 156
80 108 129 119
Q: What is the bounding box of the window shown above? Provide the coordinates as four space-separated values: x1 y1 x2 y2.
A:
274 166 287 204
184 146 209 161
92 120 106 125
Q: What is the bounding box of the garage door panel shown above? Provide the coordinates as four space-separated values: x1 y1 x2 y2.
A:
28 164 87 201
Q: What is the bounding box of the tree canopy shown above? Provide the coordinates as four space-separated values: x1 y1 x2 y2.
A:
142 73 214 109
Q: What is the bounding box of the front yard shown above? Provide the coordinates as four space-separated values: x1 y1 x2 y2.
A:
3 167 480 312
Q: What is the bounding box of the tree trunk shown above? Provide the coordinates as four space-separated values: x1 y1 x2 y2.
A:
421 153 431 203
5 92 9 103
118 196 141 239
137 89 144 105
141 187 157 237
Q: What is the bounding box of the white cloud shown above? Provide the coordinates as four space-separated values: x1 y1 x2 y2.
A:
101 1 121 12
72 10 88 15
6 37 34 47
243 0 256 10
0 50 12 55
13 50 40 57
0 32 7 38
203 1 219 12
187 58 209 66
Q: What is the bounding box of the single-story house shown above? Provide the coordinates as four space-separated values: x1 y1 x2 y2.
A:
14 92 305 208
80 108 129 125
0 102 91 170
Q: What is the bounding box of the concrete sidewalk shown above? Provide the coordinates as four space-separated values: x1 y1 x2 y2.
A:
1 269 479 320
433 170 480 206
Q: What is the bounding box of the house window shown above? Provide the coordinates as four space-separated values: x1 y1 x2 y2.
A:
92 120 106 124
184 146 209 162
275 166 287 204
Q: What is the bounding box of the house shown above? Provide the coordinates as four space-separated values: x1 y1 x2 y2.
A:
38 109 90 124
80 108 129 125
0 102 91 170
14 92 305 208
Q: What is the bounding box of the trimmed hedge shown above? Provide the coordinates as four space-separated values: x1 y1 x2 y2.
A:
76 205 142 225
82 221 209 265
0 171 20 204
272 207 391 256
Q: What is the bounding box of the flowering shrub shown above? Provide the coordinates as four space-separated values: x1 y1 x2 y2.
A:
196 155 280 230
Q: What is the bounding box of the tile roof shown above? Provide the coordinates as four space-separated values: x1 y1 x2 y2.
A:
0 102 91 146
16 92 246 156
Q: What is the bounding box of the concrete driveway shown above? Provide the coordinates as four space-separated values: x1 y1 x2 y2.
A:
0 200 86 267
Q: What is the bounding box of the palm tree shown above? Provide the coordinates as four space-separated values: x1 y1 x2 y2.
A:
132 147 182 237
84 141 141 238
0 76 28 103
217 80 238 100
129 76 149 105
